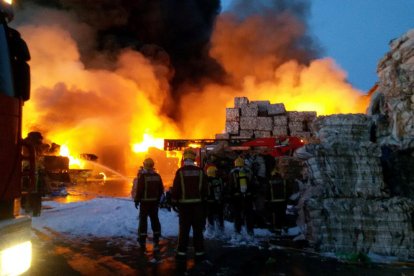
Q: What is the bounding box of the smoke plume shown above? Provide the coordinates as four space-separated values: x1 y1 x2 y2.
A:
13 0 368 177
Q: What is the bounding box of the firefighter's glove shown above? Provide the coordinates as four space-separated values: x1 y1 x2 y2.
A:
134 201 140 209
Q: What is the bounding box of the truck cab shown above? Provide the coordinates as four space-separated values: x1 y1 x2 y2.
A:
0 1 32 275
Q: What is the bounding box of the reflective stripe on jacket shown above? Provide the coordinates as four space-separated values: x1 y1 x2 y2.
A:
172 165 207 204
135 171 164 202
268 173 286 203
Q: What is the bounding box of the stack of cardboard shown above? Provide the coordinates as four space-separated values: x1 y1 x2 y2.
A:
220 97 316 140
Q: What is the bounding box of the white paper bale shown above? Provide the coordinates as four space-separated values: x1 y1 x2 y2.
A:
290 131 312 138
251 100 270 116
298 141 386 198
374 29 414 149
234 97 249 108
273 115 288 126
225 121 239 134
288 111 316 122
226 108 240 122
254 130 272 138
289 122 305 132
256 117 273 131
310 197 414 259
268 103 286 115
240 117 258 130
312 114 373 142
239 130 254 138
241 103 259 117
272 126 288 136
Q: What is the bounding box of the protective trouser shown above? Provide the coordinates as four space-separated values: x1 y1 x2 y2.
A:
206 201 224 231
232 196 255 235
269 201 287 230
138 201 161 244
176 203 206 261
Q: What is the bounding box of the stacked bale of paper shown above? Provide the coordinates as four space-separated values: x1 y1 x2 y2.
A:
295 113 414 259
313 197 414 259
273 114 289 136
225 107 240 135
368 29 414 149
366 29 414 201
312 114 373 143
218 97 317 139
288 111 317 138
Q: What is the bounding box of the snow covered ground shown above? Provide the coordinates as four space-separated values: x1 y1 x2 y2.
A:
33 197 272 246
31 197 413 267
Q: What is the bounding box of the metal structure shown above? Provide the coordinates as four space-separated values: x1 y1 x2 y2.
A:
164 136 304 156
0 1 33 274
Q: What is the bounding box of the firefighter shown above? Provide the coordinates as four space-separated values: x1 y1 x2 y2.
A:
228 156 255 238
171 148 208 266
205 165 225 235
203 153 219 174
134 158 164 250
21 157 46 217
266 159 288 234
21 132 47 217
130 166 143 200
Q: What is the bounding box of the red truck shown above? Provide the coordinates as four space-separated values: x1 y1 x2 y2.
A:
0 1 33 275
164 136 305 168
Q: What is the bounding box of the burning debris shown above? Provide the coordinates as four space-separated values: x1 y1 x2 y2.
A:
23 131 61 156
21 131 106 193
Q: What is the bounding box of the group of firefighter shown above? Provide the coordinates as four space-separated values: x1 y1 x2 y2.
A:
133 148 292 267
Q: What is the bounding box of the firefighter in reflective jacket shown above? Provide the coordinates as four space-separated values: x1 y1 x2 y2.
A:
206 165 225 233
228 157 255 236
267 161 287 233
171 148 208 264
134 158 164 250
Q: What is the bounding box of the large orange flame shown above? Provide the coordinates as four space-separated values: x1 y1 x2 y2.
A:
18 6 370 185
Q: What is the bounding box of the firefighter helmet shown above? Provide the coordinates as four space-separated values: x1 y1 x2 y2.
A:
271 168 280 176
234 157 244 167
143 158 155 170
206 165 218 177
183 148 196 161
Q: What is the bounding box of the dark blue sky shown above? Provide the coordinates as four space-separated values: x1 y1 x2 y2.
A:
222 0 414 92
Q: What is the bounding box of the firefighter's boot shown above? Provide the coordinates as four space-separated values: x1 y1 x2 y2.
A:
153 239 160 251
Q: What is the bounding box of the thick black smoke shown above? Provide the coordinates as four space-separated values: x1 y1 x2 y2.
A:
17 0 223 117
16 0 318 119
226 0 319 68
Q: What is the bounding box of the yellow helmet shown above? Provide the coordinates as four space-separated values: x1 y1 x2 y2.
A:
271 168 280 176
206 165 218 177
234 157 244 167
183 148 196 161
143 158 155 170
